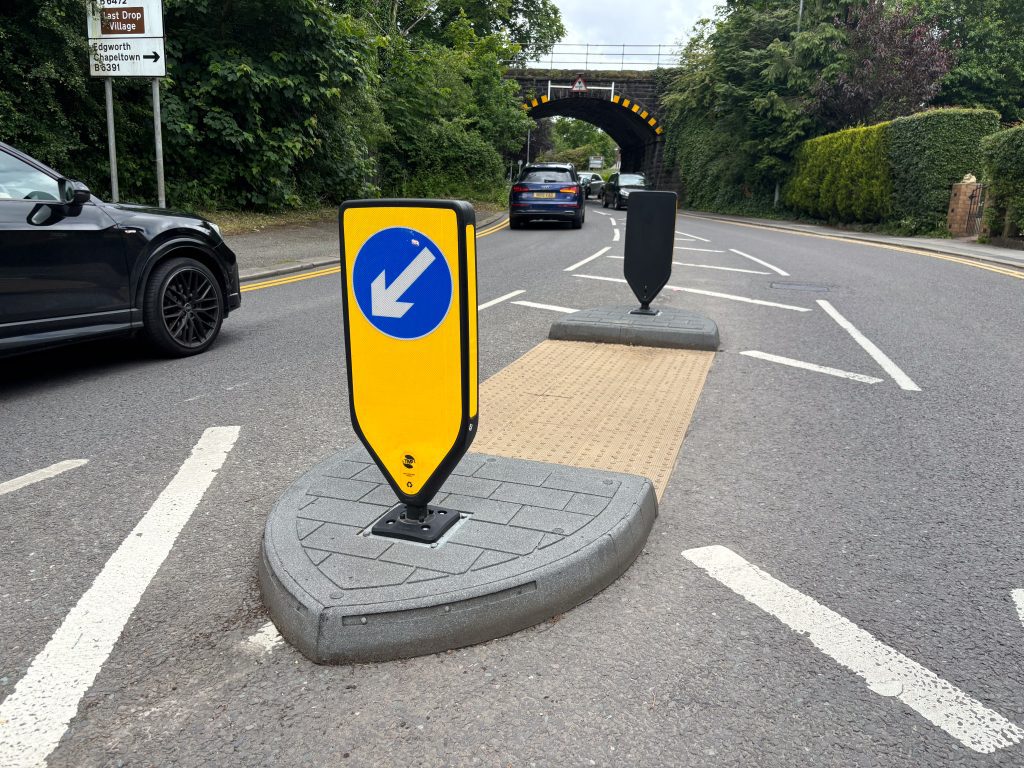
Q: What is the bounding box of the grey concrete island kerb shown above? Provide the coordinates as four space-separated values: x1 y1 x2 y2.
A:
259 446 657 664
549 305 720 351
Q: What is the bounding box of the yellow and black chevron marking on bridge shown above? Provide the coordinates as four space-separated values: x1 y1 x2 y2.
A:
521 93 664 136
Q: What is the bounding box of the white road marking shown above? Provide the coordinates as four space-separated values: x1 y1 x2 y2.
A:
673 262 770 275
729 248 790 276
675 246 726 253
613 229 620 242
565 247 611 272
817 300 921 391
512 300 578 314
740 351 884 384
0 460 88 497
1012 590 1024 627
609 217 617 226
478 289 525 309
0 427 241 768
676 230 710 242
247 622 284 653
682 545 1024 754
592 210 611 217
575 274 811 311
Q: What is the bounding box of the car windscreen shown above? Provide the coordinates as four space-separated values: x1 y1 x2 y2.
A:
521 170 574 183
619 174 646 186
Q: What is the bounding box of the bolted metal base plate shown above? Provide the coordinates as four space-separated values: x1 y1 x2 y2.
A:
371 504 461 544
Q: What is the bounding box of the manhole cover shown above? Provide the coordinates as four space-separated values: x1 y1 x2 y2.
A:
770 281 832 292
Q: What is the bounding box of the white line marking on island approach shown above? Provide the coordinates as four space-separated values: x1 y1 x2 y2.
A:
565 247 611 272
729 248 790 276
674 246 726 253
613 229 620 242
1012 590 1024 627
674 262 770 275
512 301 578 314
817 300 921 391
0 427 241 768
609 217 617 226
676 230 710 242
478 290 525 309
247 622 284 653
682 545 1024 754
740 351 884 384
575 275 811 311
0 460 88 497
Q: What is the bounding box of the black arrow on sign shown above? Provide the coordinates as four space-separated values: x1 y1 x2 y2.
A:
143 51 160 62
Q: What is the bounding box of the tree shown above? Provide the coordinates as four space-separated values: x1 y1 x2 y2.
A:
813 0 953 131
920 0 1024 122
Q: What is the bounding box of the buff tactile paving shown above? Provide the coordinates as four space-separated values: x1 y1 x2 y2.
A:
259 447 656 664
472 340 714 498
548 305 719 350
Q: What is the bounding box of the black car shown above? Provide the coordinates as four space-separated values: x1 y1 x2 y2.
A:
508 162 585 229
602 172 649 210
0 142 240 358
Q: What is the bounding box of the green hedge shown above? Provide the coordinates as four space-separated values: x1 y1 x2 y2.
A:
786 124 891 223
981 124 1024 237
887 108 1002 233
787 108 1002 232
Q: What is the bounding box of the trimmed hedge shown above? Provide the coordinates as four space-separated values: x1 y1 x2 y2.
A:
981 124 1024 237
786 124 891 223
786 108 1001 232
887 108 1002 233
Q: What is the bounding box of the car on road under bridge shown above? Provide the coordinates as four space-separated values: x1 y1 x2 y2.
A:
509 163 586 230
602 172 649 210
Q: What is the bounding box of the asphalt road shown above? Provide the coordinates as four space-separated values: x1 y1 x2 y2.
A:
2 200 1023 767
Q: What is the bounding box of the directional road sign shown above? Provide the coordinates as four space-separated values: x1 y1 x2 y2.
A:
339 200 478 508
87 0 166 77
624 191 677 313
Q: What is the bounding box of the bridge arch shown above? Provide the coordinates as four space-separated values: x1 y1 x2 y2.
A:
509 70 671 186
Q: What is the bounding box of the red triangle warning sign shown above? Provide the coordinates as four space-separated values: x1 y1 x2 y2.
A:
571 76 587 93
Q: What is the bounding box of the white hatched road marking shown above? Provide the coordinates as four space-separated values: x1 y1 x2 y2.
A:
609 217 617 226
0 460 88 497
478 290 525 309
565 247 611 272
817 300 921 391
676 230 710 242
512 300 578 314
0 427 241 768
674 262 769 275
574 274 811 312
740 351 884 384
674 246 725 253
683 545 1024 754
729 248 790 277
613 229 620 242
1013 590 1024 627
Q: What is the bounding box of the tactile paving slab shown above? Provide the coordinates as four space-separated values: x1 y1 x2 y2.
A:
473 340 714 498
549 305 719 350
259 446 656 664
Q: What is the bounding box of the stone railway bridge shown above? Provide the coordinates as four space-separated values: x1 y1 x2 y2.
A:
507 69 676 188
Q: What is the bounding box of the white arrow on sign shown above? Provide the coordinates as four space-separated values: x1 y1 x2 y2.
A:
371 247 435 318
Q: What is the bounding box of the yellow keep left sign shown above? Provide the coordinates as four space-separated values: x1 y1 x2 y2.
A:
339 200 478 508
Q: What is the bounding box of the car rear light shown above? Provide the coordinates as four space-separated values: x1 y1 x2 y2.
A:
559 186 579 193
512 185 529 193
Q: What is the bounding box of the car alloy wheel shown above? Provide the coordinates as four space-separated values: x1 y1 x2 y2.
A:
143 257 224 357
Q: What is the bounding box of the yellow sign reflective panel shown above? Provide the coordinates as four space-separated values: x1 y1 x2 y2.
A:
339 201 478 506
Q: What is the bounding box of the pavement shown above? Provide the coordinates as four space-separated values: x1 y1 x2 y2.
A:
3 201 1024 766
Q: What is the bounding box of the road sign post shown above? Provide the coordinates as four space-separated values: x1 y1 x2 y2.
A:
339 200 478 543
87 0 167 206
624 191 677 314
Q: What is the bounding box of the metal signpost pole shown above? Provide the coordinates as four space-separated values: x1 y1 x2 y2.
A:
104 77 119 202
152 78 165 208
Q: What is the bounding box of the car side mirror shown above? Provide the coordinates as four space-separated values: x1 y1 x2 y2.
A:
59 178 92 206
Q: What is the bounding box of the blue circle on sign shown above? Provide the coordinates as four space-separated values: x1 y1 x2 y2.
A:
352 227 453 340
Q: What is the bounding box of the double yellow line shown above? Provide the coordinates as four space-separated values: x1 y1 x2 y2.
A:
241 216 509 294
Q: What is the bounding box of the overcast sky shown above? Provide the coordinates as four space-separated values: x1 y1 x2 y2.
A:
552 0 719 48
